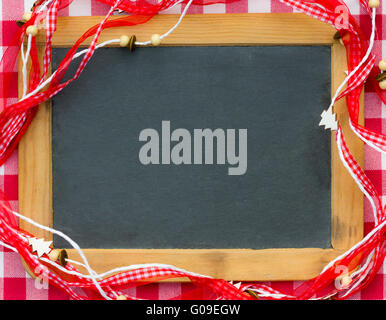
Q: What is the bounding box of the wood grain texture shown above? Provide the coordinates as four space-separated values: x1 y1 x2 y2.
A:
18 45 53 242
18 44 52 280
36 13 336 47
67 248 345 281
18 14 363 281
330 42 364 250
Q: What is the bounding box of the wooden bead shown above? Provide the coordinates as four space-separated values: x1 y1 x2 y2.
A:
117 295 127 300
340 275 352 287
379 79 386 90
58 249 68 267
23 12 32 22
151 34 161 46
26 25 38 36
120 35 130 47
368 0 380 8
49 249 61 262
379 60 386 71
129 35 136 52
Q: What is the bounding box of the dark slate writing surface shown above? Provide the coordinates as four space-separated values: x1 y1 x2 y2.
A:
52 46 331 249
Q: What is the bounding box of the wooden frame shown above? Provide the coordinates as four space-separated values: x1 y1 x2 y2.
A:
18 13 364 281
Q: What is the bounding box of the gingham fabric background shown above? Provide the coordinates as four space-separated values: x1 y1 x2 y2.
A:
0 0 384 300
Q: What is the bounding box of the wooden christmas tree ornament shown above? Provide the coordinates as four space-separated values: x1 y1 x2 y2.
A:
119 35 130 47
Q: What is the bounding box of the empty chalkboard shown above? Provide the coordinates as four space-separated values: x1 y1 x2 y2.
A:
18 13 365 281
51 45 331 249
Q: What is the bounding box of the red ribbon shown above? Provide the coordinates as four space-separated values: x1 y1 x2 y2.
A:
0 0 384 300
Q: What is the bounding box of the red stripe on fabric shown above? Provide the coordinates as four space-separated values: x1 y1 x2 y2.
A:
365 117 383 136
1 22 19 47
3 175 17 201
0 277 3 300
364 144 382 172
225 0 248 13
0 72 17 98
91 0 111 15
48 286 70 300
0 0 384 301
58 5 69 17
136 283 160 300
272 0 293 13
360 273 385 300
184 3 204 14
270 281 295 294
360 4 384 40
3 278 26 300
179 282 211 299
364 221 375 236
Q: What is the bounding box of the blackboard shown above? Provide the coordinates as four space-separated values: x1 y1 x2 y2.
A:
51 45 331 250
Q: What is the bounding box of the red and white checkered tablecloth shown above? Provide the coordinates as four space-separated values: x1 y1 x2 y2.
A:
0 0 384 300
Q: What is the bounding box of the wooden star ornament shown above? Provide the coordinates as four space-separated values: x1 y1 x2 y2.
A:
28 237 52 257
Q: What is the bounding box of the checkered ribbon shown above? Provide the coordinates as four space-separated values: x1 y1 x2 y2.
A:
244 126 386 300
280 0 376 108
0 0 384 300
75 1 121 79
0 195 252 300
352 120 386 153
359 0 372 15
280 0 385 147
337 54 376 100
0 0 121 166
